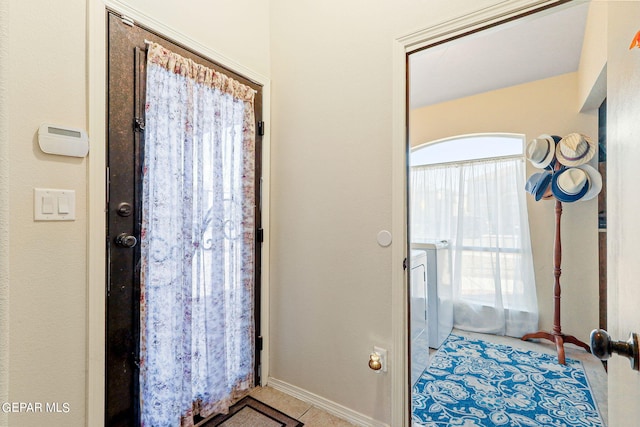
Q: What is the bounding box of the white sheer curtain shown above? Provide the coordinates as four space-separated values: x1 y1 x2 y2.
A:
139 43 256 427
411 157 538 337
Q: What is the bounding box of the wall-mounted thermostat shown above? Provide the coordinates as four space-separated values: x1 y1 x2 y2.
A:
38 123 89 157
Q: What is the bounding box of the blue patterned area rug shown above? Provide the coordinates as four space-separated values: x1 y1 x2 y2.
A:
412 334 604 427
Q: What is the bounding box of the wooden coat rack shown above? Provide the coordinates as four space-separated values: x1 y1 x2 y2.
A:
521 199 591 364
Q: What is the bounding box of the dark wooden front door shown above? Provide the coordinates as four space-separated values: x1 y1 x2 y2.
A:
106 11 263 426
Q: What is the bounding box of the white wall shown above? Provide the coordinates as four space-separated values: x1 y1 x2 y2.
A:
409 72 600 345
113 0 271 78
7 1 87 425
0 0 9 425
268 0 509 424
578 1 607 112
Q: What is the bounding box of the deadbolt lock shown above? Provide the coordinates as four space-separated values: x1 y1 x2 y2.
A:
117 202 133 217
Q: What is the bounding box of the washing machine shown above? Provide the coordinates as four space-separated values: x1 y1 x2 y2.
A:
412 240 453 349
410 250 428 387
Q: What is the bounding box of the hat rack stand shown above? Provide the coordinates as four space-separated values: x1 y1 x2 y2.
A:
521 198 591 365
521 133 600 365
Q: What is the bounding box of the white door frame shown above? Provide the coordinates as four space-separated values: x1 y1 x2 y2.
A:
87 2 271 425
390 1 571 425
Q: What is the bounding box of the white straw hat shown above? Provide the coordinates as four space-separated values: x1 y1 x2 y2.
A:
551 167 590 202
526 134 558 169
576 164 603 201
556 133 596 166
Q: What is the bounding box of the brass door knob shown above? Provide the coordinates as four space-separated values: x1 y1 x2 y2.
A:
369 352 382 371
590 329 640 371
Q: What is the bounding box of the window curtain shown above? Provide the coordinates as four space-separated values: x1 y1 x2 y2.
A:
140 43 256 427
410 157 538 337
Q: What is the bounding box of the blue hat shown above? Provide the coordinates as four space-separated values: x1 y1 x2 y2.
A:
544 135 562 171
525 171 553 201
551 167 590 202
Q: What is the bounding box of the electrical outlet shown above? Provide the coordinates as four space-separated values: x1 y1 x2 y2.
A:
373 346 388 373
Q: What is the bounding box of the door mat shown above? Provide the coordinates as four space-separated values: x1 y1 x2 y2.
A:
204 396 304 427
412 334 604 427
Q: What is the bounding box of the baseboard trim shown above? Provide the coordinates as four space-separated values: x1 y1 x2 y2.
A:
266 377 390 427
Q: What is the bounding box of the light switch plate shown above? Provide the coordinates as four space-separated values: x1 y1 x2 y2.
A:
34 188 76 221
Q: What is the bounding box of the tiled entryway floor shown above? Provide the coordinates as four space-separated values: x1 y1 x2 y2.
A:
249 386 358 427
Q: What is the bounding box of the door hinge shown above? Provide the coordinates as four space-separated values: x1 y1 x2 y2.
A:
106 236 112 295
403 257 407 271
105 167 110 206
134 117 145 132
257 121 265 136
132 352 140 369
256 336 264 351
257 228 264 243
259 177 263 212
121 15 135 27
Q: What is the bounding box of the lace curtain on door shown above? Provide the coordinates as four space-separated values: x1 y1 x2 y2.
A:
411 157 538 337
140 42 256 426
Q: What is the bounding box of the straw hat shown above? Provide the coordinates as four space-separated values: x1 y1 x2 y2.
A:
556 133 596 166
576 164 603 201
526 134 560 169
551 167 589 202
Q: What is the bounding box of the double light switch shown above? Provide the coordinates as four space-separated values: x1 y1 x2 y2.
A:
34 188 76 221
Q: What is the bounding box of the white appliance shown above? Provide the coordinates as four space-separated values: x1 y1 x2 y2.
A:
413 240 453 349
410 250 428 387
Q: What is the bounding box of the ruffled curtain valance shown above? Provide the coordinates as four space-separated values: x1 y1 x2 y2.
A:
147 42 256 102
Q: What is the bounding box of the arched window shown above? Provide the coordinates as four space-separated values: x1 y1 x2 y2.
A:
411 133 523 166
410 133 538 337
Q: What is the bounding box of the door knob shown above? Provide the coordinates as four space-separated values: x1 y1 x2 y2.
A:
115 233 138 248
368 353 382 371
590 329 639 371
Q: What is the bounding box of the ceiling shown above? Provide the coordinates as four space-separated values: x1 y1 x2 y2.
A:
409 2 590 109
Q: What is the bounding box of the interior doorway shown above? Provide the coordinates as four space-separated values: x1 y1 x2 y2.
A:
398 1 608 424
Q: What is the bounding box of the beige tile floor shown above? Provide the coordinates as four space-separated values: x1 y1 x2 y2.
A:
249 386 358 427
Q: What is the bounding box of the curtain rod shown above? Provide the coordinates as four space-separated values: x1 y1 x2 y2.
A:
411 154 524 170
